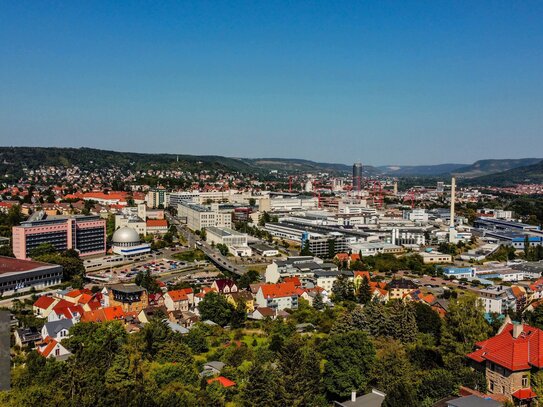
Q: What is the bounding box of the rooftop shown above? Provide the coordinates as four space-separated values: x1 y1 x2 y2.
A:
0 256 59 275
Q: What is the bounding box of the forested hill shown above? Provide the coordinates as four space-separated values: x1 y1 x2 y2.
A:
0 147 258 173
0 147 356 178
465 160 543 187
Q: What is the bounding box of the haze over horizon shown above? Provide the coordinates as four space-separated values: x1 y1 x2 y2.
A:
1 1 542 165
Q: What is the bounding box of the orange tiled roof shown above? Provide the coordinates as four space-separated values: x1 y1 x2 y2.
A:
37 336 58 358
207 376 236 387
167 290 189 302
260 282 299 299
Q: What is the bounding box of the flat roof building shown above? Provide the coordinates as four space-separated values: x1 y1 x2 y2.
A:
0 256 63 295
12 215 106 260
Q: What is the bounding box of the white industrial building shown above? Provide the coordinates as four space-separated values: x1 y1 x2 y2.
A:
206 226 252 257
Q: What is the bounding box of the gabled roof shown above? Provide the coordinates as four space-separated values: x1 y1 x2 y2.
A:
37 336 59 358
213 279 236 291
260 282 299 299
34 296 57 309
44 319 73 336
166 290 189 302
467 323 543 371
354 271 371 281
81 306 126 322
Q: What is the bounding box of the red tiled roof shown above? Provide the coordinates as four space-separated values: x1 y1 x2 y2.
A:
512 388 537 400
34 296 56 309
207 376 236 387
65 288 93 299
81 306 126 322
260 282 299 299
467 323 543 371
146 219 168 227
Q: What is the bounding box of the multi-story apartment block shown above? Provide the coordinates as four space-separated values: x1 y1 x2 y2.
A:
477 286 516 315
12 215 106 260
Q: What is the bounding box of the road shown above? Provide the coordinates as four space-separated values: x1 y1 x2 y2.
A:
166 213 248 276
0 289 57 308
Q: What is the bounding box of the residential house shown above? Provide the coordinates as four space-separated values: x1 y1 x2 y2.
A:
225 290 255 312
41 319 73 341
108 284 149 313
80 306 127 323
33 296 58 318
137 306 168 324
14 327 41 348
200 361 225 377
387 278 418 300
207 376 236 388
36 337 71 361
164 289 193 312
255 282 300 311
467 321 540 405
211 279 238 294
314 270 341 292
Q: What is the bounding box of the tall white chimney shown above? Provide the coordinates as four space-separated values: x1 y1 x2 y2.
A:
449 176 457 243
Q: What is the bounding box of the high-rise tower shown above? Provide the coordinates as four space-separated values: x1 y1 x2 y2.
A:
352 163 363 192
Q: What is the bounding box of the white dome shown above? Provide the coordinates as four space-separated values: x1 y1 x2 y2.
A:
112 227 140 245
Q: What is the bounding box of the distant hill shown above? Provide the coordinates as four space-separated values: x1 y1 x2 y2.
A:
378 163 466 176
0 147 259 177
243 158 381 175
465 160 543 187
0 147 360 180
452 158 543 178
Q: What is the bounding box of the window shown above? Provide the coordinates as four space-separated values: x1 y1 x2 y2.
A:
55 348 60 356
489 380 495 392
522 375 529 387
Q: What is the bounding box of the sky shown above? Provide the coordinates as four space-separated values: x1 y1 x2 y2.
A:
1 1 542 166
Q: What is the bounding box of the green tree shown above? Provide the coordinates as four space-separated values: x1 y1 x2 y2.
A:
198 292 234 326
239 361 280 407
313 292 325 310
412 302 442 341
278 336 322 406
331 275 355 302
357 276 372 305
322 330 375 399
440 294 492 368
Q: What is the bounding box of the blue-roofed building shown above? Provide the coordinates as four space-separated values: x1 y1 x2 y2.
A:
443 267 475 279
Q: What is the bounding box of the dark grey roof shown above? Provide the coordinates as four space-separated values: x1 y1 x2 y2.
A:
44 319 73 336
110 284 146 293
314 270 341 278
335 390 386 407
446 395 501 407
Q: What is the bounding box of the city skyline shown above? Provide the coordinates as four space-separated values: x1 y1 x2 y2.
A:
1 1 543 165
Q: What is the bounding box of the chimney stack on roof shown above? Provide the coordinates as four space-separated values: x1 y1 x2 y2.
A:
513 322 524 339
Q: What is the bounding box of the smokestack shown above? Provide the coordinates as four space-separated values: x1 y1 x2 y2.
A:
449 176 457 243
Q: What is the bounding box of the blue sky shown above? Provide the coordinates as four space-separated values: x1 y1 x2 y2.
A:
1 1 542 165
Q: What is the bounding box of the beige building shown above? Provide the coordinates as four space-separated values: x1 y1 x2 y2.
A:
177 202 232 231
